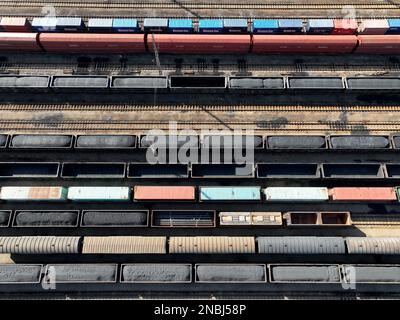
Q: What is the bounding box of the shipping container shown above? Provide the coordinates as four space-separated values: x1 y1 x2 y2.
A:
56 17 84 32
11 135 72 148
61 162 126 178
134 186 195 201
343 265 400 283
31 17 57 32
257 163 320 179
0 17 31 32
330 187 397 201
44 264 117 283
288 77 344 90
88 18 113 32
202 135 264 149
13 210 79 227
346 237 400 254
387 19 400 34
168 19 193 33
196 264 266 283
170 75 227 88
267 135 326 149
356 35 400 54
0 211 11 227
81 210 148 227
0 162 59 178
252 19 279 34
278 19 303 33
143 18 168 33
121 264 191 283
151 210 215 227
112 19 138 33
223 19 248 33
321 163 384 179
82 236 167 254
219 212 282 226
0 264 42 284
76 135 136 149
111 76 167 89
140 134 199 148
200 187 261 201
332 19 358 35
151 34 250 54
0 33 42 52
198 19 223 33
252 35 357 54
0 76 50 89
347 77 400 90
229 77 284 89
191 163 254 178
358 19 389 34
51 76 109 88
0 187 68 202
39 33 145 53
0 236 81 254
264 187 329 202
257 236 346 254
306 19 334 34
269 264 341 283
329 135 390 149
169 236 256 254
128 163 188 178
67 187 131 202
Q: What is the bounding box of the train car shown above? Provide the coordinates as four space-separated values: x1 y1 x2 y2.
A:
0 236 81 254
88 18 113 32
121 264 192 283
10 134 73 149
329 135 391 149
266 135 327 149
112 19 139 33
56 17 85 32
346 237 400 254
330 187 397 201
0 187 68 202
0 211 11 227
0 162 59 178
198 19 223 33
356 35 400 54
306 19 334 34
0 17 31 32
269 264 341 283
263 187 329 202
358 19 389 35
13 210 79 227
331 19 358 35
31 17 56 32
252 35 358 54
277 19 304 34
143 18 168 33
223 19 248 33
75 135 136 149
387 19 400 34
0 264 43 284
81 210 148 227
219 212 282 226
0 33 41 52
67 187 131 202
342 265 400 283
199 187 261 201
196 264 266 283
133 186 195 201
167 19 193 33
149 34 251 54
44 264 117 283
151 210 215 228
252 19 279 34
39 33 146 53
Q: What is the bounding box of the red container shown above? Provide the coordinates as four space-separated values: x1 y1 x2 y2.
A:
252 35 357 54
0 33 41 52
0 17 31 32
332 19 358 35
134 186 195 201
39 33 146 53
149 34 251 54
356 35 400 54
330 187 397 201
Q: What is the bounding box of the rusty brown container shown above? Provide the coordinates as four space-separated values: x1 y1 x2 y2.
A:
330 187 397 201
0 33 41 52
356 35 400 54
133 186 195 201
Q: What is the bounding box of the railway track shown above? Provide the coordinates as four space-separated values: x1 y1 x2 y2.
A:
0 120 399 132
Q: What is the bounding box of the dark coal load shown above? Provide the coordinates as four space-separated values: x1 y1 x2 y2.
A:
272 266 340 282
0 265 42 283
203 135 263 149
267 136 326 149
140 135 198 148
230 78 263 88
196 265 265 282
83 211 147 226
12 135 72 148
15 211 78 226
122 264 190 282
47 264 117 282
76 135 136 148
0 211 10 226
113 77 166 88
330 135 389 149
343 266 400 283
0 135 7 146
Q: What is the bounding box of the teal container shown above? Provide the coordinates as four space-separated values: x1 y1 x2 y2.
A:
200 187 261 201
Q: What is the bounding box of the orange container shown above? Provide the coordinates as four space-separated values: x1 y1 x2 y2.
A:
330 187 397 201
134 186 195 201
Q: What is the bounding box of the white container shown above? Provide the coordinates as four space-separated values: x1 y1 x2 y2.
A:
67 187 130 201
0 187 67 201
263 187 329 201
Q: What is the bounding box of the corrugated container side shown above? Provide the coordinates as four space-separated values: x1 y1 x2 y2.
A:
200 187 261 201
346 237 400 254
330 187 397 201
0 236 80 254
263 187 329 201
134 186 195 201
67 187 131 202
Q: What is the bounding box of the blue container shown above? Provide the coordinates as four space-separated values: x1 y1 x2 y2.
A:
31 17 57 32
200 187 261 201
223 19 248 33
112 19 138 33
56 17 84 32
88 18 113 32
168 19 193 33
199 19 223 33
252 19 279 34
387 19 400 34
143 18 168 33
278 19 304 34
306 19 334 34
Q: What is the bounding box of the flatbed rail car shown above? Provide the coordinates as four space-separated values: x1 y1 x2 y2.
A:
0 236 400 255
